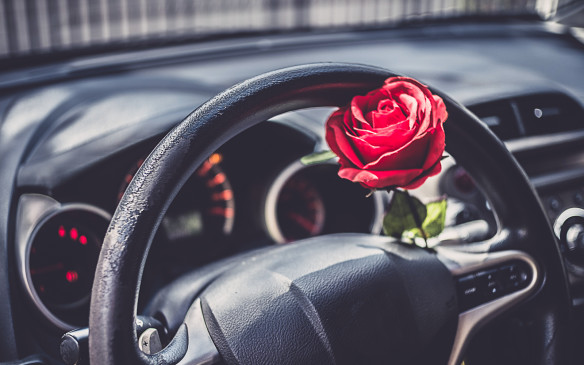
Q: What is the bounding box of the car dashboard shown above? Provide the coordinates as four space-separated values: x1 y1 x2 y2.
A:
1 20 584 363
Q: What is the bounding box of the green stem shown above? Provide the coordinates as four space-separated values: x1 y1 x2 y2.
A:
403 190 428 248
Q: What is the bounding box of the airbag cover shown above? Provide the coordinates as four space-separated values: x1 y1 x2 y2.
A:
200 234 458 365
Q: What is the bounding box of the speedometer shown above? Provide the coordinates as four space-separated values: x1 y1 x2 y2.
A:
264 160 385 244
16 196 111 330
275 174 326 241
29 209 106 314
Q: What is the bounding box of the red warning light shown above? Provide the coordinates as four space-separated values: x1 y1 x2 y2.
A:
70 228 78 241
79 235 87 245
65 271 78 283
58 225 66 238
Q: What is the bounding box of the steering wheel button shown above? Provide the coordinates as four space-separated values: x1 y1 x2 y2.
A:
498 263 531 292
476 269 497 282
457 261 534 312
464 287 477 295
457 274 482 310
476 269 503 299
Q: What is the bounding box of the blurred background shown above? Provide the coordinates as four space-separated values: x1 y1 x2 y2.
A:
0 0 582 59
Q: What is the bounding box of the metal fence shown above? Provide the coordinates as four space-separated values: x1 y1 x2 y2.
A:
0 0 549 58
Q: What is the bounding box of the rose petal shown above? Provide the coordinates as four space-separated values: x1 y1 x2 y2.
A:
325 108 365 168
396 93 420 130
338 166 424 190
369 102 407 128
401 158 442 190
421 124 445 170
432 94 448 127
359 123 416 149
351 89 387 129
385 77 437 130
349 124 417 161
345 133 386 163
385 77 434 103
385 82 432 133
362 133 429 171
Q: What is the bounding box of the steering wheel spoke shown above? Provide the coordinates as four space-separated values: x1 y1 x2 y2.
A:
437 247 539 365
174 299 221 365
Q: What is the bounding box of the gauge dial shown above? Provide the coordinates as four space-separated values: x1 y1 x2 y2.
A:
118 153 235 245
276 175 326 242
28 208 109 326
264 160 385 244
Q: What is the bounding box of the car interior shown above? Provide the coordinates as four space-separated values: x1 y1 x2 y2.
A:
1 1 584 364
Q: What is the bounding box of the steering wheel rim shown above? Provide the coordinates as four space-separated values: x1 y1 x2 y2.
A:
89 63 571 364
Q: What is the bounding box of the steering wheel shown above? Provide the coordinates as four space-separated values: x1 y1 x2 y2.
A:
89 63 571 364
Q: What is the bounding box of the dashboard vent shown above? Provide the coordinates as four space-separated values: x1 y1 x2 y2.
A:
514 93 584 136
467 100 521 140
467 92 584 140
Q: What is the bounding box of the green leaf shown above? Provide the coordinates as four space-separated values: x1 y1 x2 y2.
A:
382 190 427 238
300 150 337 166
406 199 447 239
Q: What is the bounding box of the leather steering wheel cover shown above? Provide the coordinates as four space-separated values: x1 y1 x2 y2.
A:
89 63 571 364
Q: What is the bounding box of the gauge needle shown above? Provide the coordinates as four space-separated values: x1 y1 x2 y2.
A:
30 262 65 275
287 212 317 234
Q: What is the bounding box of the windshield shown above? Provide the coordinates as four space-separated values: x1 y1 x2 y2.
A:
0 0 579 60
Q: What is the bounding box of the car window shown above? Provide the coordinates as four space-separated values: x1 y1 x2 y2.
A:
0 0 570 60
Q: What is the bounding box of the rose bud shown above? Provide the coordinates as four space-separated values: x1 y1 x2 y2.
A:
325 76 448 190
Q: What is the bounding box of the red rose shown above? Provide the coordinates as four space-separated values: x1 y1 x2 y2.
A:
325 76 448 190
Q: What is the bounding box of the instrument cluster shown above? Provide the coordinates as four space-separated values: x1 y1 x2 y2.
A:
16 121 385 330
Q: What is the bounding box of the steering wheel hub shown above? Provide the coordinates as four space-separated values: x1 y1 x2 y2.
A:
199 235 457 364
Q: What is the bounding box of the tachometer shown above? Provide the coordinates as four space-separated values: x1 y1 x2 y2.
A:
118 153 235 246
